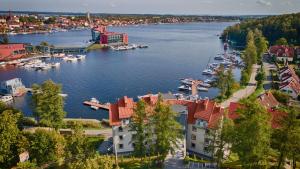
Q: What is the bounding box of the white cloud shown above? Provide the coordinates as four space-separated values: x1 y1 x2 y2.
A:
256 0 272 6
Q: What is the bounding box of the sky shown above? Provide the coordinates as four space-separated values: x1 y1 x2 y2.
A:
0 0 300 15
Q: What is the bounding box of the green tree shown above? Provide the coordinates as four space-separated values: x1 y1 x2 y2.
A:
0 110 21 168
231 100 271 168
16 161 37 169
275 38 288 45
244 30 257 71
130 100 149 157
151 94 182 164
271 107 300 169
216 64 226 99
32 80 66 130
240 69 250 86
40 41 49 46
225 68 235 98
29 129 65 166
255 66 266 88
209 115 235 168
254 29 269 64
65 123 92 169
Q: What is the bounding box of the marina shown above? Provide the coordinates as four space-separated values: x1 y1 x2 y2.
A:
0 22 239 119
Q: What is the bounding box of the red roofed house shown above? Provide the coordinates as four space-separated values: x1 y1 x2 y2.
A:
0 43 26 61
109 94 224 158
228 102 286 129
269 45 295 62
279 79 300 99
257 91 280 109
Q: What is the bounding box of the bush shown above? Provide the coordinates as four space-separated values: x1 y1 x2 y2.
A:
271 90 290 104
22 117 37 126
240 70 250 86
64 120 101 129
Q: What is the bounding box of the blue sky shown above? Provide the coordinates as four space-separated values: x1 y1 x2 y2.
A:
1 0 299 15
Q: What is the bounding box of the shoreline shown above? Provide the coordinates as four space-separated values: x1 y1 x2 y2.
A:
0 20 238 36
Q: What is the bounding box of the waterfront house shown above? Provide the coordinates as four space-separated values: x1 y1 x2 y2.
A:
0 78 26 97
109 94 224 159
91 26 128 45
269 45 294 62
0 43 27 61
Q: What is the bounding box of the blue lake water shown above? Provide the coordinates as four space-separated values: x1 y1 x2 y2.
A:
0 22 238 120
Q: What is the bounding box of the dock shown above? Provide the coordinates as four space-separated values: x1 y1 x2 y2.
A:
83 101 110 110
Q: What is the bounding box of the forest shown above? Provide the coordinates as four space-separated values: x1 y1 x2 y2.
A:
221 13 300 46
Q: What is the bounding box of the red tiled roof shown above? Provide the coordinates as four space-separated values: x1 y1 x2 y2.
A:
268 108 287 129
109 95 224 128
228 102 286 129
257 92 280 109
109 96 135 126
269 45 294 58
186 99 224 129
280 79 300 95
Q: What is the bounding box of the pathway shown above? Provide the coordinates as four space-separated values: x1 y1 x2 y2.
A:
164 139 186 169
262 55 277 90
220 64 259 108
23 127 112 139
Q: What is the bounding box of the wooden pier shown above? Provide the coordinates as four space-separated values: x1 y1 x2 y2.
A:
83 101 110 110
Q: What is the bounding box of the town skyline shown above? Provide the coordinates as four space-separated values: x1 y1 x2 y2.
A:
1 0 300 15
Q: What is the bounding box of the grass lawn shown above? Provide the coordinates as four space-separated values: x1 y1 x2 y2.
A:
86 43 107 51
119 156 161 169
86 136 105 149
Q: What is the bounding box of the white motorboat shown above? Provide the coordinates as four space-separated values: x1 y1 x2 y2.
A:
202 69 216 76
178 85 191 91
204 79 214 84
63 56 78 62
91 105 99 110
199 82 211 88
214 56 225 60
77 55 86 60
90 97 99 104
198 87 209 92
180 78 193 85
51 62 60 68
0 95 13 103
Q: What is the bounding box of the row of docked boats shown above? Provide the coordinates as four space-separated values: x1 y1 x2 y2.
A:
178 78 215 92
202 52 243 76
15 59 60 71
110 44 149 51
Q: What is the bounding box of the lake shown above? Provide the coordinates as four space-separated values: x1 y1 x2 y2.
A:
0 22 238 120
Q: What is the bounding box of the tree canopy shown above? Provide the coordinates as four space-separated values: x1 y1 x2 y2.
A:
31 80 66 129
221 13 300 46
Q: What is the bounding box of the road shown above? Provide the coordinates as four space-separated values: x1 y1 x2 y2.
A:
262 55 277 90
221 64 259 108
23 127 112 139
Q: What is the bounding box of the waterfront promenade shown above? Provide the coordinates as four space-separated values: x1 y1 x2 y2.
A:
221 64 259 108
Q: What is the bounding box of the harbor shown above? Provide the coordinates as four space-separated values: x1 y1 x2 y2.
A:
0 22 239 120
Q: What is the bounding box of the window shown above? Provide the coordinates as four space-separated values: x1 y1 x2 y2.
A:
191 134 196 140
205 129 210 135
192 126 197 132
204 146 209 152
191 143 196 149
119 144 124 149
132 143 135 148
118 126 123 132
119 135 123 140
205 138 210 144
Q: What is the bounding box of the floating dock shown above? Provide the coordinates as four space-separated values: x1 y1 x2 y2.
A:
83 101 110 110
